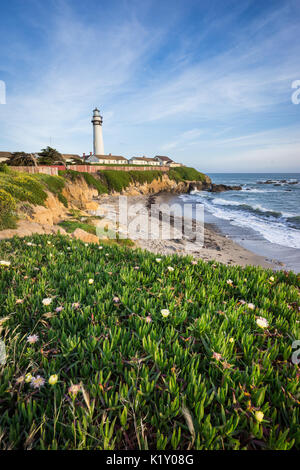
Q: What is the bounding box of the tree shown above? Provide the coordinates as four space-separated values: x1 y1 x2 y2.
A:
7 152 38 166
38 147 66 165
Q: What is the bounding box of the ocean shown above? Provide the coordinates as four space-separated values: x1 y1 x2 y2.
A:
179 173 300 272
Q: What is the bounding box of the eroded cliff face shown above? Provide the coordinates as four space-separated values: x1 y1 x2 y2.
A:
0 172 228 241
19 174 213 226
61 179 99 211
23 177 99 226
114 174 212 196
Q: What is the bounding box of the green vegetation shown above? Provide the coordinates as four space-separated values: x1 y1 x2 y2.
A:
57 211 133 244
0 166 207 230
6 152 38 167
0 166 67 228
59 168 164 194
0 189 17 229
0 234 299 450
103 236 135 248
59 169 108 194
169 167 207 183
58 219 97 235
38 147 65 166
34 174 68 208
100 169 163 193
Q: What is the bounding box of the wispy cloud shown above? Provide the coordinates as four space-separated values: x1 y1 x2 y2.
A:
0 0 299 170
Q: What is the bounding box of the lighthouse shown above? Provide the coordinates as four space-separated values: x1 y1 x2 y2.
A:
91 107 104 155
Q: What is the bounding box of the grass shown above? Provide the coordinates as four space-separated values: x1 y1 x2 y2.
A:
0 234 299 450
169 167 207 183
58 218 135 246
57 220 97 235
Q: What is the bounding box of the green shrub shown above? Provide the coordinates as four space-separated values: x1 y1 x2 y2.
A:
10 174 48 205
0 180 33 203
0 171 69 211
0 164 11 174
0 189 17 229
0 188 16 214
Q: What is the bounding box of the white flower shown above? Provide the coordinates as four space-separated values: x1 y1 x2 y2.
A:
113 296 120 303
47 241 51 245
167 266 174 272
42 298 52 306
88 279 94 284
256 317 269 329
156 258 162 263
161 309 170 318
247 303 255 310
98 246 103 250
0 260 11 267
30 375 45 389
191 260 197 265
27 334 39 344
269 276 275 282
227 279 233 285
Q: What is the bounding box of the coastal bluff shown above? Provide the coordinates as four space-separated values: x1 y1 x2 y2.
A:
0 165 241 241
109 174 241 196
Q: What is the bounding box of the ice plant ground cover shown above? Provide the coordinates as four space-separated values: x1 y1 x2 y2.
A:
0 234 299 450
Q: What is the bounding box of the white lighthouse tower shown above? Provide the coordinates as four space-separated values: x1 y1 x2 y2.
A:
92 107 104 155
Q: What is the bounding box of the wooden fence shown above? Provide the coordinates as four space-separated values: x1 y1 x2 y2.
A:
10 165 170 175
10 166 59 176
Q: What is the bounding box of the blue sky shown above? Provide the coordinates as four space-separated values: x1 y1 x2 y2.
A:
0 0 300 172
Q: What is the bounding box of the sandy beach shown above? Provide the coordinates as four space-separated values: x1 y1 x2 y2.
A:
96 192 279 270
